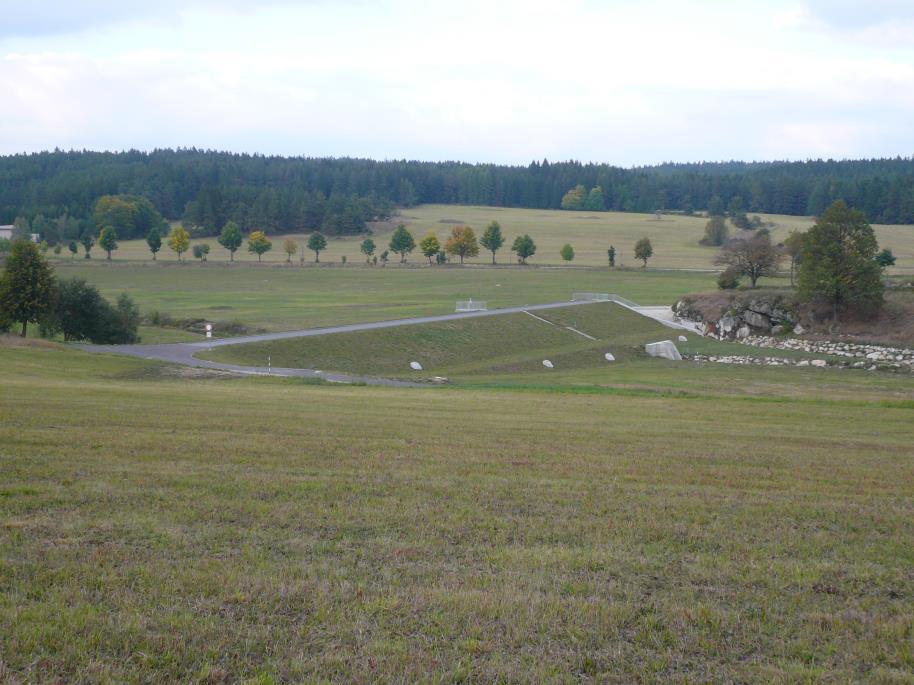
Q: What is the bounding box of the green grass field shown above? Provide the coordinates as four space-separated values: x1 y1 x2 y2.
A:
49 204 914 272
52 261 724 333
2 340 912 683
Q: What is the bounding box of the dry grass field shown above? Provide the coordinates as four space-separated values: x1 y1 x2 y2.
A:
1 341 912 683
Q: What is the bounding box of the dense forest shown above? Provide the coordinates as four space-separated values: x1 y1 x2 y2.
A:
2 150 914 241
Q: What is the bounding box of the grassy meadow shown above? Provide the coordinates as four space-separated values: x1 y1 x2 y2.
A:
2 339 913 683
51 261 723 333
48 204 914 272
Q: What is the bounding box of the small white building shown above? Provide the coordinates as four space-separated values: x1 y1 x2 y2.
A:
0 226 40 243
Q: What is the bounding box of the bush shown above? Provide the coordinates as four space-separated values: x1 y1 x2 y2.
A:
41 278 140 343
717 269 741 290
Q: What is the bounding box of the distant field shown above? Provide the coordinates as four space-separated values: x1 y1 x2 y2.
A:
54 204 914 272
54 262 724 332
2 341 912 682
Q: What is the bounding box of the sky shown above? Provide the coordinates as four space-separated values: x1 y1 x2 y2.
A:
1 0 914 166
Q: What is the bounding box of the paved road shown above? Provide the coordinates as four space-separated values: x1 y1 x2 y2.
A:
77 300 605 386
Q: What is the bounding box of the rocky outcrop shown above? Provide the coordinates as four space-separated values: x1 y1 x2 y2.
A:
673 294 798 341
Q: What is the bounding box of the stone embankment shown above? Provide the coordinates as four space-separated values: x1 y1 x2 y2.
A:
673 297 800 340
689 336 914 372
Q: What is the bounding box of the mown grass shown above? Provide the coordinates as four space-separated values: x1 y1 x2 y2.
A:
1 345 913 683
199 303 674 377
53 261 721 332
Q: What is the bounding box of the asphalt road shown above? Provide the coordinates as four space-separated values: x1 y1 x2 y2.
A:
77 300 605 386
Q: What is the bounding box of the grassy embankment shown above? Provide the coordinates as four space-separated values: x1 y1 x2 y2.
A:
201 302 874 383
2 339 912 683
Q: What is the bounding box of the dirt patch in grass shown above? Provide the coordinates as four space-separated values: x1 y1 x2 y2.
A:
0 334 62 350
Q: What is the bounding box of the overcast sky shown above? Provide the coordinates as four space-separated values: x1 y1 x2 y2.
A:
2 0 914 165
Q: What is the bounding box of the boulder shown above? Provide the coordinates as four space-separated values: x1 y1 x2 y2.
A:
604 352 616 362
645 340 683 361
742 309 772 330
719 314 738 334
736 326 751 339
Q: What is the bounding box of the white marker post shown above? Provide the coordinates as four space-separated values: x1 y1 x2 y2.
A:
205 323 213 339
268 355 271 375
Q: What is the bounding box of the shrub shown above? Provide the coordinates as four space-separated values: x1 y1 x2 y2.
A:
41 278 140 343
717 268 741 290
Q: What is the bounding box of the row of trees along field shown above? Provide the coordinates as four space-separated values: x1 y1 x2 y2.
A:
3 150 914 230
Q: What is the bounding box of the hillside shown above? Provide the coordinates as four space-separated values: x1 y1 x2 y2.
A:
4 150 914 228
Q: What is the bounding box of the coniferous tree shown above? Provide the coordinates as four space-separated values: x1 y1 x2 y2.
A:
0 240 56 337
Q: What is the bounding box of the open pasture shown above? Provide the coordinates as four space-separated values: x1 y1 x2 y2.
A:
60 204 914 272
1 341 913 683
52 261 722 333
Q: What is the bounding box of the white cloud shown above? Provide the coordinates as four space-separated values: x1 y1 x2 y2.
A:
1 0 914 163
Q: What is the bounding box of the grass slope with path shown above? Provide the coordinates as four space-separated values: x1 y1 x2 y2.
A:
198 302 674 378
1 340 912 683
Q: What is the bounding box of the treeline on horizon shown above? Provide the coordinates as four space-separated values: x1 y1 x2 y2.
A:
2 150 914 238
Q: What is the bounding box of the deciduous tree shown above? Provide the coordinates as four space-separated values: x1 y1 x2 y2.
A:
360 238 376 263
80 232 94 259
307 232 327 262
714 231 781 288
512 234 536 264
389 224 415 262
146 227 162 260
634 237 653 267
560 243 574 262
700 216 729 246
444 225 478 264
480 221 504 264
281 239 297 263
192 243 210 262
168 226 190 262
419 232 441 264
782 229 805 286
218 221 243 261
607 245 616 267
247 230 272 261
798 200 883 321
875 248 896 269
98 227 118 260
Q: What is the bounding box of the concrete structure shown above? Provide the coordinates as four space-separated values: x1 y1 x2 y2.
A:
645 340 683 361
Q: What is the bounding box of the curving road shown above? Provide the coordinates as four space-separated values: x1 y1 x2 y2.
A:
77 300 605 386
